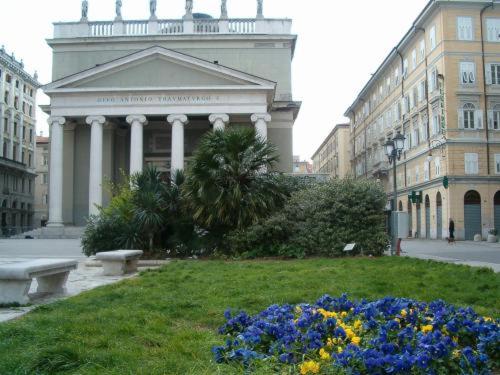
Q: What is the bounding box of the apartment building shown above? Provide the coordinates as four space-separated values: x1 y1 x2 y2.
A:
293 155 313 174
312 124 350 178
345 0 500 241
0 47 39 235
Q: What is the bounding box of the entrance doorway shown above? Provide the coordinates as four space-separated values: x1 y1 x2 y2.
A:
425 195 431 239
464 190 481 240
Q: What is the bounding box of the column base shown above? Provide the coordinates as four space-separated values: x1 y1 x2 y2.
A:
46 222 64 228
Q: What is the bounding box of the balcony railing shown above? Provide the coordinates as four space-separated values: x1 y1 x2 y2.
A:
53 18 292 38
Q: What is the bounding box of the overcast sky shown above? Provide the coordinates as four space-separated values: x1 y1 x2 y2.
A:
0 0 429 161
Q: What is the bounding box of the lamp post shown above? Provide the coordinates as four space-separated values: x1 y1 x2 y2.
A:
384 131 406 255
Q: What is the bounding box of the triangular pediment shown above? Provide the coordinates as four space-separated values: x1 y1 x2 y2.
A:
44 46 276 92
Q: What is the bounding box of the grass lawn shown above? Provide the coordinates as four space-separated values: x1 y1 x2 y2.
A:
0 257 498 374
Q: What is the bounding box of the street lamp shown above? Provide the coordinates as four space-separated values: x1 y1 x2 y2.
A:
384 131 405 255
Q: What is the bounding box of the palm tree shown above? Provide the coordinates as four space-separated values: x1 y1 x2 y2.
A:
131 167 169 251
183 127 287 236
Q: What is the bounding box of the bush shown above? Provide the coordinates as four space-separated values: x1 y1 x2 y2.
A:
225 178 389 257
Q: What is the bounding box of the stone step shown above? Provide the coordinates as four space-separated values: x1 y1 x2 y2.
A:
12 227 85 240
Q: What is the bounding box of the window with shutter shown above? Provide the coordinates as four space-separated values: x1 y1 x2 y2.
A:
403 60 409 78
486 18 500 42
460 62 476 84
394 67 400 85
434 158 441 177
424 162 430 181
463 103 476 129
457 17 473 40
412 50 417 70
465 153 479 174
490 64 500 84
419 40 425 61
430 26 437 50
495 154 500 174
493 106 500 130
415 166 420 182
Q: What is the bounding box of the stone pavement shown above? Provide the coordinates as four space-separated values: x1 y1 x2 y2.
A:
0 239 157 323
401 239 500 272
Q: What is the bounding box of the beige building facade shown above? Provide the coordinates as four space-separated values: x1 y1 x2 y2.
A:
312 124 350 178
42 1 300 229
345 0 500 241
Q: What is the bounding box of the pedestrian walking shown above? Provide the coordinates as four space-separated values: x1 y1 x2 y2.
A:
448 218 455 244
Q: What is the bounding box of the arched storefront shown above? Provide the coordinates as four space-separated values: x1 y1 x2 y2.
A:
436 192 443 240
425 195 431 239
464 190 481 241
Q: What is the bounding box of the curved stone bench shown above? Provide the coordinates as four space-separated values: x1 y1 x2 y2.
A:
0 259 78 305
95 250 143 276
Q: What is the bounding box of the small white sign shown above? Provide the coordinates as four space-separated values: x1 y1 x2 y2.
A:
344 243 356 252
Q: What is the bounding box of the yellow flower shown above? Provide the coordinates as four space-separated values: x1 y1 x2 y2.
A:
341 311 348 318
345 328 355 339
401 309 407 318
453 350 461 359
452 336 458 344
351 336 361 346
295 306 302 315
326 337 337 347
395 318 401 324
299 360 320 375
484 317 493 322
319 348 331 360
353 320 362 330
317 308 337 320
421 325 433 334
337 346 343 354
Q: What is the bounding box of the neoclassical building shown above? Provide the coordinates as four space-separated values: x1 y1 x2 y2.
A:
42 0 300 229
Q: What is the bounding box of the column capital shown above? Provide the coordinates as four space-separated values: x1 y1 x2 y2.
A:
126 115 148 125
209 113 229 124
251 113 271 123
85 115 106 125
47 116 66 126
167 114 189 125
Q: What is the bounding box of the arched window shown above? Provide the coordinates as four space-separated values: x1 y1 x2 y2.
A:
464 190 481 205
463 103 475 129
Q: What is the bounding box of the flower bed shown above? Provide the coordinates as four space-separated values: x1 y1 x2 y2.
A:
213 295 499 374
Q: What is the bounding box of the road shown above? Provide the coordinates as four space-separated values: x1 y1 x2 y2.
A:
402 239 500 272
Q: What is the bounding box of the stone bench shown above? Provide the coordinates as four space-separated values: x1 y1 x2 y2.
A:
0 259 78 305
95 250 143 276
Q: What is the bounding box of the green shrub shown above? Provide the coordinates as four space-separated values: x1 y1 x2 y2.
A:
225 178 389 257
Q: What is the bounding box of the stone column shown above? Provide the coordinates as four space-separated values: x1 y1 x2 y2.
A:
209 113 229 131
126 115 148 175
251 113 271 141
86 116 106 216
167 114 188 178
47 116 66 227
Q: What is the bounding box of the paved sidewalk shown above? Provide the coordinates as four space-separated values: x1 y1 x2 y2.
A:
0 239 159 323
401 239 500 272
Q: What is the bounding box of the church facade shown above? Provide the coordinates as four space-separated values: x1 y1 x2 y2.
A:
43 1 300 228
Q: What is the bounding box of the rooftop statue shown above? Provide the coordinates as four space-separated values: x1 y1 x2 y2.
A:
116 0 122 18
186 0 193 16
221 0 228 19
150 0 157 18
81 0 88 20
257 0 263 18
